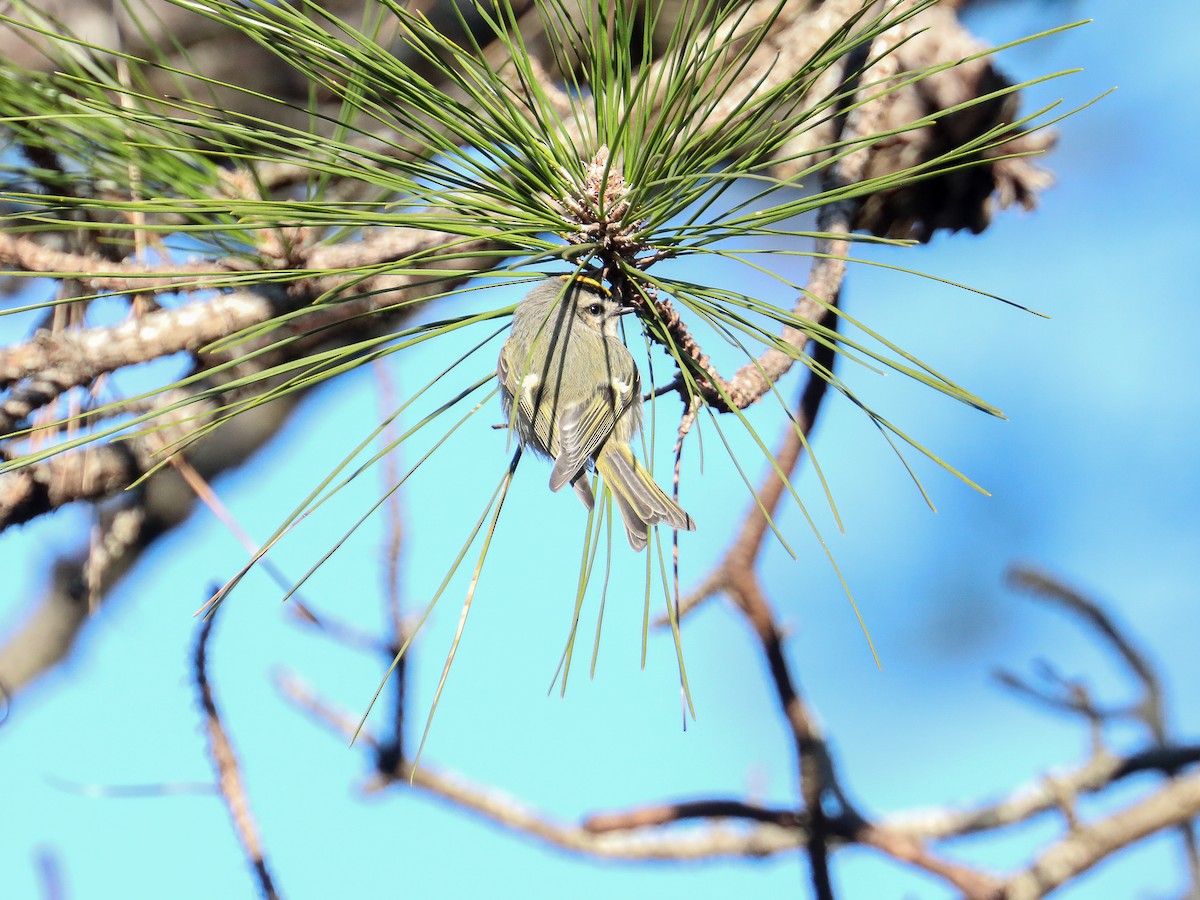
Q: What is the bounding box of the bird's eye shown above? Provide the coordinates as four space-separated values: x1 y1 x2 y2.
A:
587 303 604 316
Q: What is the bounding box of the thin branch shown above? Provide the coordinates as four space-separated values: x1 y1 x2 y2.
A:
661 0 921 412
0 396 299 693
1009 564 1200 891
0 231 496 435
666 259 841 624
275 668 802 860
735 571 848 899
0 231 232 293
1008 565 1165 741
886 744 1200 841
0 287 281 415
1 442 140 530
33 846 66 900
584 800 804 832
274 668 381 752
856 825 1002 899
375 360 408 775
278 548 1200 891
194 593 282 900
286 602 391 655
1002 771 1200 900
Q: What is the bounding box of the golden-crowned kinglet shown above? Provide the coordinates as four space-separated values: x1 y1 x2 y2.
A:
498 278 695 550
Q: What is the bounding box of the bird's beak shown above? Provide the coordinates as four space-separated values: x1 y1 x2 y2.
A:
618 304 639 316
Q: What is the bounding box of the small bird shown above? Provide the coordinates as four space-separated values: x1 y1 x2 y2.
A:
497 278 695 551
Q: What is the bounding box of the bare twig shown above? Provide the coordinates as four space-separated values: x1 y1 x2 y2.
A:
375 360 408 775
0 231 232 294
0 231 496 436
276 668 802 860
1008 566 1165 740
1003 772 1200 900
0 394 299 694
274 668 381 752
887 744 1200 842
665 0 908 618
194 595 282 900
857 825 1001 899
584 800 803 833
1008 564 1200 892
33 846 66 900
286 602 391 655
278 547 1200 892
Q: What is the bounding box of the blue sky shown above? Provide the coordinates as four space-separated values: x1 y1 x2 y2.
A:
3 1 1199 897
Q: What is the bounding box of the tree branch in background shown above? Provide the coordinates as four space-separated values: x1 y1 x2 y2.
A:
194 591 281 900
0 229 496 693
276 543 1200 896
1005 565 1200 895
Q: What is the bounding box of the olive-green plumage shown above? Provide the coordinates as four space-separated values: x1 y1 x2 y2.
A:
497 279 695 551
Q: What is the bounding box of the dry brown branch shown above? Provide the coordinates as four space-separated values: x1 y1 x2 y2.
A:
584 800 804 832
1008 566 1165 739
1002 772 1200 899
644 2 905 414
0 288 276 433
274 529 1200 896
0 230 496 437
375 361 409 774
622 60 864 890
0 285 266 386
1007 564 1200 892
713 3 909 412
1 384 259 531
194 595 281 900
887 746 1200 844
0 231 498 524
275 668 805 861
398 764 805 861
286 602 391 655
736 569 848 896
277 602 1200 893
0 232 233 294
640 262 847 890
661 12 903 621
857 825 1002 898
0 394 298 692
1 442 143 528
274 669 381 754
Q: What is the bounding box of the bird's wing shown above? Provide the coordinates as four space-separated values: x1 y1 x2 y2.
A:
548 390 614 492
499 340 558 457
606 343 641 426
496 342 514 402
548 350 640 492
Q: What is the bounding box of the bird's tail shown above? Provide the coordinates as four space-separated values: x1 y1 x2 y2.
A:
595 443 695 551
